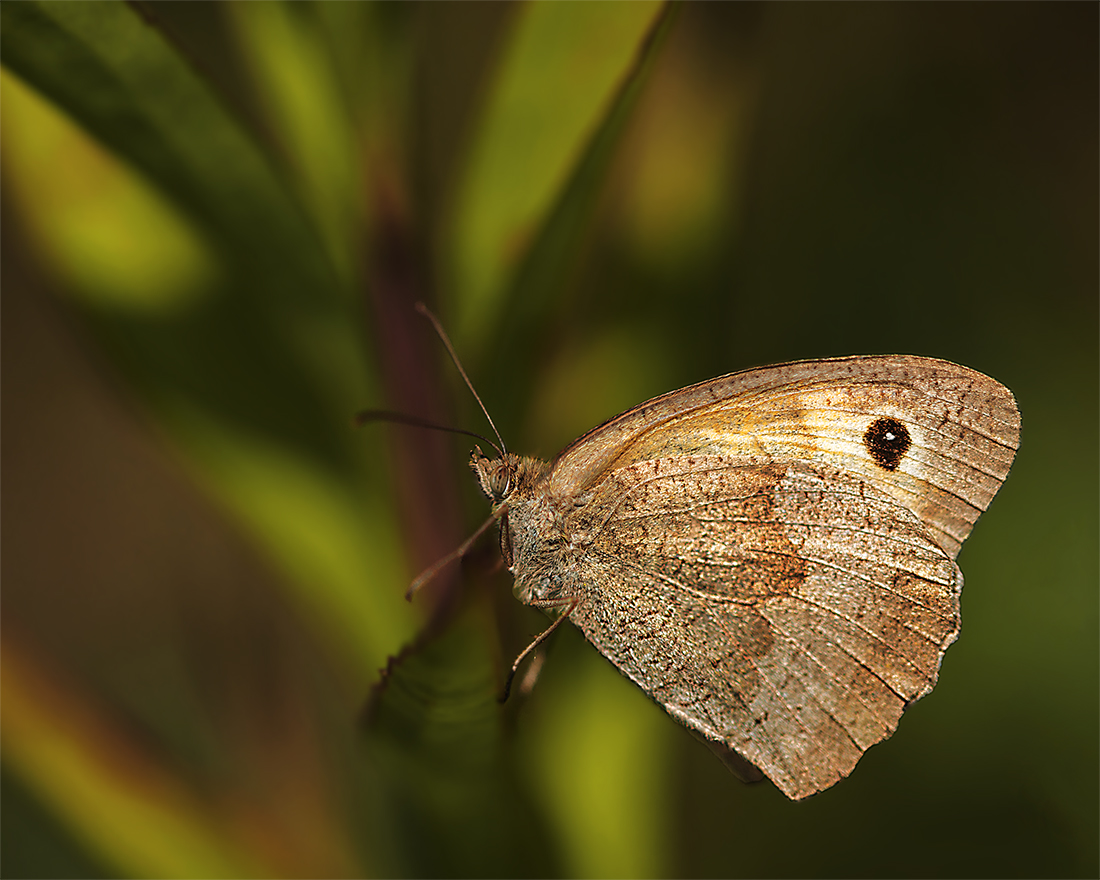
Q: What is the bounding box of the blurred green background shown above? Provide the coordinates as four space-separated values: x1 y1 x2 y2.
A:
2 2 1096 878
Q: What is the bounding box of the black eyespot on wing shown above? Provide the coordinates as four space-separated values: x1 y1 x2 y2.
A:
863 417 911 471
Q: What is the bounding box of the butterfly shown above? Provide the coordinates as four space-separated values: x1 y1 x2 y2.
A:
467 355 1020 800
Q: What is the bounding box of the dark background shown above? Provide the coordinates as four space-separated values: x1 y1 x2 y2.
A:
3 3 1097 877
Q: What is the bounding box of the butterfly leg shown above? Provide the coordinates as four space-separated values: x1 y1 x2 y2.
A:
500 597 580 702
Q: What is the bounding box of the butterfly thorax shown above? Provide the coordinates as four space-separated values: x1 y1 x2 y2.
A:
470 448 579 607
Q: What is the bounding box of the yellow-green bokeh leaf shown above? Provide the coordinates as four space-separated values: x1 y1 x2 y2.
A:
473 4 676 429
523 644 672 879
164 407 410 673
0 1 334 304
1 643 270 879
0 0 414 681
364 595 560 877
613 32 757 276
446 0 666 344
230 2 359 283
1 70 216 314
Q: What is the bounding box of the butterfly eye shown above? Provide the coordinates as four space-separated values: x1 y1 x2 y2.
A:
863 417 912 471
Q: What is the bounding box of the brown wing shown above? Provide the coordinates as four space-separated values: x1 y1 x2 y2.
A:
562 453 962 800
549 356 1020 558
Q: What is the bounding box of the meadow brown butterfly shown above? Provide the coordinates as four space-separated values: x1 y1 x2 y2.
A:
465 354 1019 800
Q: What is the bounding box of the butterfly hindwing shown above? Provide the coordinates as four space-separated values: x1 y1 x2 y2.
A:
560 453 961 800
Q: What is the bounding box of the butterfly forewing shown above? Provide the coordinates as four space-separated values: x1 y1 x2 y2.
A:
548 356 1020 558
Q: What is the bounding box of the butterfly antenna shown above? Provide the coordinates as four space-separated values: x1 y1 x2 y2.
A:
416 301 507 454
354 409 503 457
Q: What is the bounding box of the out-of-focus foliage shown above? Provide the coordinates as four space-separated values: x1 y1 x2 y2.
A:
2 2 1096 878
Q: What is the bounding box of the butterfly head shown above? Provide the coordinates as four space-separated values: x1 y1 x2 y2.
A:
470 447 549 507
